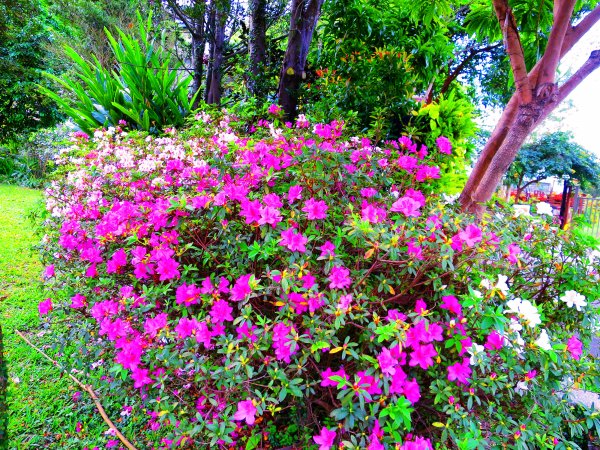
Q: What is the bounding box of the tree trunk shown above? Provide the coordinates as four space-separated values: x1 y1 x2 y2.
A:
191 21 206 108
248 0 267 97
206 1 229 105
204 2 216 103
277 0 324 120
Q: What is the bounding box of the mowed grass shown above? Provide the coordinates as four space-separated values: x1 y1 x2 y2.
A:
0 185 111 449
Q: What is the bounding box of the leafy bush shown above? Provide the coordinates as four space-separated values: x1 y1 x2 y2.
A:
40 13 197 136
39 111 600 449
0 124 70 187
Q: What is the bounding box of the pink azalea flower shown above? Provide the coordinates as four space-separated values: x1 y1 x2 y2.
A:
319 241 336 258
106 248 127 274
302 198 329 220
507 243 522 264
195 322 212 348
230 274 253 301
175 317 199 339
144 313 168 338
459 224 482 248
403 378 421 404
156 257 180 281
43 264 55 278
436 136 452 155
447 358 472 385
210 299 234 323
389 367 408 394
390 196 421 218
131 367 153 389
38 298 53 316
233 399 257 425
414 299 427 315
409 343 437 369
405 188 426 207
301 273 316 290
407 240 423 260
279 228 308 253
240 199 261 224
70 293 87 309
328 266 352 289
378 347 398 376
566 335 583 360
397 155 418 171
360 187 378 198
263 193 283 208
257 206 282 227
287 185 303 204
313 427 336 450
415 165 440 182
267 104 281 115
175 283 201 306
485 331 505 351
440 295 462 316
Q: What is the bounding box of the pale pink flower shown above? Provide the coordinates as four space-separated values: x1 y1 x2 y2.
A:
233 399 257 425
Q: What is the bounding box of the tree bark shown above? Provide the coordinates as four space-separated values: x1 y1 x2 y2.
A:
277 0 324 120
206 0 229 105
463 49 600 215
204 2 216 103
248 0 267 97
459 3 600 213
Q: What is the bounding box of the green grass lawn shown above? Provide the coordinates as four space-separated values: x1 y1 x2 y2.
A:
0 185 112 449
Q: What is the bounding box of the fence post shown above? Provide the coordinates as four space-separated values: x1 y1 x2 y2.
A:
559 178 571 229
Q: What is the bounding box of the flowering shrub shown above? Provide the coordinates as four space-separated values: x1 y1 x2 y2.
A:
40 111 600 449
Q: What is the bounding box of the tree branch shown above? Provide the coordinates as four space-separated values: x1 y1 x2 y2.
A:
435 43 502 101
563 3 600 52
493 0 532 104
167 0 198 38
552 49 600 109
537 0 577 88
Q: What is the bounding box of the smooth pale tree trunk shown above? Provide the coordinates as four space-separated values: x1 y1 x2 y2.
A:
277 0 324 120
248 0 267 97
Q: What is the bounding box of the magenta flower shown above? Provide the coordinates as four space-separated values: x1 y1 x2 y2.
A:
507 243 522 264
234 399 257 425
267 104 281 115
397 155 418 171
144 313 168 338
257 206 282 227
279 228 308 253
390 196 421 218
378 347 398 376
156 257 180 281
287 185 303 204
566 335 583 360
458 224 482 248
485 331 505 351
321 367 348 387
302 198 329 220
328 266 352 289
131 367 153 389
175 283 201 306
415 165 440 181
447 358 471 385
319 241 336 258
414 299 427 315
436 136 452 155
43 264 55 278
70 293 86 309
106 248 127 274
440 295 462 316
313 427 336 450
239 199 261 224
175 317 199 339
210 299 234 323
230 274 253 301
409 343 437 369
403 378 421 404
38 298 53 316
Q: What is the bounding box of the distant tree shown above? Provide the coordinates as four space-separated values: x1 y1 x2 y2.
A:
506 131 600 198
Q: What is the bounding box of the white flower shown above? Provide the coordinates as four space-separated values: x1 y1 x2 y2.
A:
442 193 459 204
467 343 485 365
495 275 510 296
480 279 491 290
560 290 587 311
513 204 531 217
534 329 551 351
515 381 529 395
536 202 554 216
504 298 541 327
472 290 483 299
509 318 523 332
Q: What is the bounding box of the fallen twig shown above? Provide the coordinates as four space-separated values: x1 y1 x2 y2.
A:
14 329 138 450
